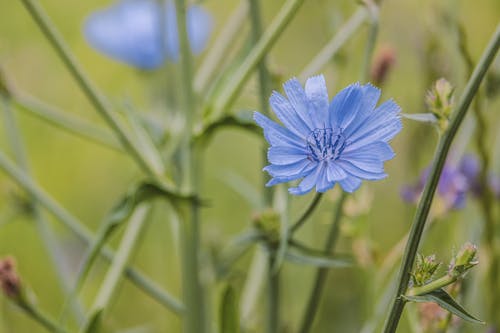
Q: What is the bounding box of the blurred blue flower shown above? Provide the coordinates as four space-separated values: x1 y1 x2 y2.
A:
401 154 500 211
254 75 402 195
84 0 212 69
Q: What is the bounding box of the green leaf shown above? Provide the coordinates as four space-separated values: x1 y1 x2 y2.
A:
402 113 438 123
284 245 352 268
403 288 484 324
220 285 240 333
217 229 263 279
84 309 103 333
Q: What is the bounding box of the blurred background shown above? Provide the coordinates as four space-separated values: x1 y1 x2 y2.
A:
0 0 499 332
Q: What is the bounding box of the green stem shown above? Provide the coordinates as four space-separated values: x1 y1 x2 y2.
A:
382 23 500 333
361 1 379 82
12 94 121 151
174 1 204 332
406 274 457 297
299 7 367 81
298 192 346 333
194 0 249 93
456 23 499 325
267 255 280 333
0 151 184 314
19 302 70 333
81 204 151 333
290 193 323 233
19 0 166 179
208 0 307 123
1 97 84 322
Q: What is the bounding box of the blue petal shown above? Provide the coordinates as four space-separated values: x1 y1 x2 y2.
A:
253 112 304 148
267 165 316 186
328 83 364 129
326 162 347 182
338 161 387 180
343 84 381 135
342 141 395 161
288 167 321 195
268 146 308 165
264 160 315 177
305 75 329 128
84 0 164 69
339 176 362 193
346 99 402 150
282 78 315 130
164 2 213 60
84 0 212 68
316 162 335 192
270 91 310 138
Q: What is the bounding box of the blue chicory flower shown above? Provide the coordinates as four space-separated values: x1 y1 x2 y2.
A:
84 0 212 69
254 75 402 195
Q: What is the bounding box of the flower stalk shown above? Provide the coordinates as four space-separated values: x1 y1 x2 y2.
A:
382 23 500 333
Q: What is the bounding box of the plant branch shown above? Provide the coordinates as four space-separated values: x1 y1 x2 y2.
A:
382 23 500 333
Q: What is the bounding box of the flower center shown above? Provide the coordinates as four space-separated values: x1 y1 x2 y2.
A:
306 128 347 162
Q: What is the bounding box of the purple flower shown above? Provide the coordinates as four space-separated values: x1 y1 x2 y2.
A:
401 154 500 210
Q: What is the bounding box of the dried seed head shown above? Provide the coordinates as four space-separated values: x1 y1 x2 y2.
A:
0 256 22 300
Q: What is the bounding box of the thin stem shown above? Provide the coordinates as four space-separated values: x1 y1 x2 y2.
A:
299 7 367 81
1 97 84 322
290 193 323 233
174 1 204 333
248 0 274 209
406 274 457 297
0 151 184 314
208 0 307 123
382 24 500 333
456 23 499 325
267 255 280 333
82 204 151 332
194 1 249 93
19 302 70 333
298 192 346 333
361 1 379 82
19 0 167 179
12 94 121 151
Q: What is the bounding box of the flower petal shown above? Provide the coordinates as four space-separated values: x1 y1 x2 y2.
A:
270 91 310 137
267 146 309 165
187 5 213 54
343 84 381 135
328 83 364 129
254 112 304 148
339 176 362 193
84 0 164 69
264 159 314 177
316 163 335 192
346 99 402 150
282 78 316 129
305 75 329 127
288 167 320 195
337 160 387 180
342 141 395 161
327 162 347 182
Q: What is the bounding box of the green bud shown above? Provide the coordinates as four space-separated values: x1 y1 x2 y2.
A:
426 78 455 131
449 242 478 277
412 253 441 286
252 209 280 245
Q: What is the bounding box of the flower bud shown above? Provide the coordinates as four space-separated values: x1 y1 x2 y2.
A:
0 257 22 301
370 46 396 86
412 253 440 286
426 78 455 131
252 209 280 245
449 242 478 277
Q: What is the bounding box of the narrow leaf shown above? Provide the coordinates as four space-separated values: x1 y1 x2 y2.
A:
402 113 438 123
220 285 240 333
84 309 103 333
403 288 484 324
284 246 352 268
